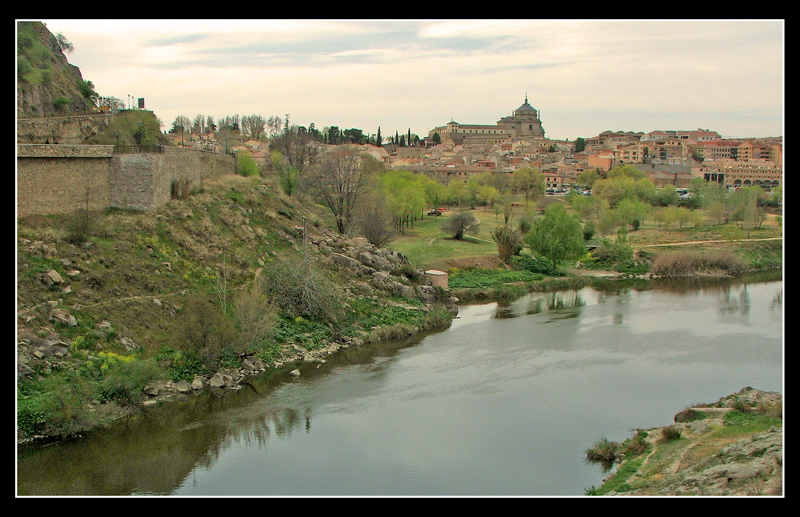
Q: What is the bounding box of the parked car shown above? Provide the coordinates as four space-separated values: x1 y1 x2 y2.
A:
428 207 445 216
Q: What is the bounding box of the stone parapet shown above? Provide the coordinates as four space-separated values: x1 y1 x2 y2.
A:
17 144 114 159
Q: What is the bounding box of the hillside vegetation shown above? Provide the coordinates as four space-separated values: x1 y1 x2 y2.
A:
17 21 96 118
17 175 457 441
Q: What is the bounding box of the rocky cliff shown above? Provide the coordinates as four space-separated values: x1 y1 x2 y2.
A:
17 21 95 119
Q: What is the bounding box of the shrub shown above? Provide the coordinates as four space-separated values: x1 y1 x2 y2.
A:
511 254 564 277
178 293 238 370
98 355 163 406
585 436 621 471
491 224 523 264
236 152 260 177
233 279 278 353
660 425 682 442
650 250 744 277
620 430 649 457
67 208 91 244
261 254 344 323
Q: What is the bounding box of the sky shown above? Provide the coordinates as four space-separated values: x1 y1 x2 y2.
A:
32 19 784 141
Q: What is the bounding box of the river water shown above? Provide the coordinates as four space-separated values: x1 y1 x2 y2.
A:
17 276 783 497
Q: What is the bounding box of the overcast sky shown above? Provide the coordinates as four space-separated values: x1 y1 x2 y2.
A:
33 19 784 141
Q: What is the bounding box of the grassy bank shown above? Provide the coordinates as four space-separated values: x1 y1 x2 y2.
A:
16 175 456 442
584 388 783 496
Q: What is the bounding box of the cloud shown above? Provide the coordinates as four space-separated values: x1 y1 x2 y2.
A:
34 19 784 139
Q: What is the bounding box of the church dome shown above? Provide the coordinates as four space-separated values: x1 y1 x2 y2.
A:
514 95 537 116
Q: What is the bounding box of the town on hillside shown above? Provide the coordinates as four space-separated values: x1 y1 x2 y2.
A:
165 96 783 195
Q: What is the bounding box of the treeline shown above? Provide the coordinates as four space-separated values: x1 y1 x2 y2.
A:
170 113 421 147
570 164 781 238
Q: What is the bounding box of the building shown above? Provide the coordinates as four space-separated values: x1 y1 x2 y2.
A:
496 95 546 139
428 95 545 145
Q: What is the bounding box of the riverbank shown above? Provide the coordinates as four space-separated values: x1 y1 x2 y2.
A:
16 175 459 445
586 387 783 496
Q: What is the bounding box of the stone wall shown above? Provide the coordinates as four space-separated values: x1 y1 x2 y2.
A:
17 144 114 218
17 144 236 217
109 147 236 210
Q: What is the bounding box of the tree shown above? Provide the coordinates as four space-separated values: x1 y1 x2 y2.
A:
78 80 98 110
443 211 478 240
241 114 266 140
730 186 765 237
309 145 382 234
382 170 426 234
577 169 601 189
355 189 395 247
524 202 585 267
510 166 545 202
271 116 321 175
171 115 191 131
491 224 523 264
54 32 74 54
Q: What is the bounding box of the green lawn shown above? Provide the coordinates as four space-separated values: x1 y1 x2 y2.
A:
385 207 512 270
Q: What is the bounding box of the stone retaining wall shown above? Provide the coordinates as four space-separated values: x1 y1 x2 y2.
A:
17 144 236 217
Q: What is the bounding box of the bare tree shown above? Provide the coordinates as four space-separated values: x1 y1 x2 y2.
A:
241 114 266 140
308 145 383 234
355 188 395 247
270 116 321 174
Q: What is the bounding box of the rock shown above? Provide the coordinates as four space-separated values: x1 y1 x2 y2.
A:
50 308 77 326
209 371 236 388
119 336 139 352
416 285 438 304
290 369 301 377
175 380 192 393
45 269 64 285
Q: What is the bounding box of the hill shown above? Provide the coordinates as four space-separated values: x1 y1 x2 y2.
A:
17 21 97 118
17 174 458 442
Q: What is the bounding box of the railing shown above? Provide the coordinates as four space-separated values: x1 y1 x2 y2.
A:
113 145 165 154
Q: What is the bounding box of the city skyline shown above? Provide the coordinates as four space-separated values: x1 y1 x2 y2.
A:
32 19 784 141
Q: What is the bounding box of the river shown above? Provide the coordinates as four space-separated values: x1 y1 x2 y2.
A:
16 276 783 497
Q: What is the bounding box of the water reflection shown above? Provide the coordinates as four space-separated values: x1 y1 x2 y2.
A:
17 277 783 496
494 290 586 319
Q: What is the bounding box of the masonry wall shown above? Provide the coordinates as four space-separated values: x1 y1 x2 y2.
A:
17 144 113 218
17 144 236 217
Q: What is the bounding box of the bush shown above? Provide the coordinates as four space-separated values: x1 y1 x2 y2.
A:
261 254 343 323
98 355 162 406
660 425 682 442
491 224 523 264
236 152 260 177
511 254 564 277
178 293 238 370
585 436 621 470
650 250 744 277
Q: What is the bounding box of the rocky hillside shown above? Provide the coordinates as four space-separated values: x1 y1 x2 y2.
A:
17 174 458 442
17 21 96 118
588 387 783 496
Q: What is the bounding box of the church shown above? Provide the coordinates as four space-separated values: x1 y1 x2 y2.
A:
428 95 546 145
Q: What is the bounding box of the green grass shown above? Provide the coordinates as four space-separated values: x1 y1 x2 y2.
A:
386 208 517 270
449 268 542 289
